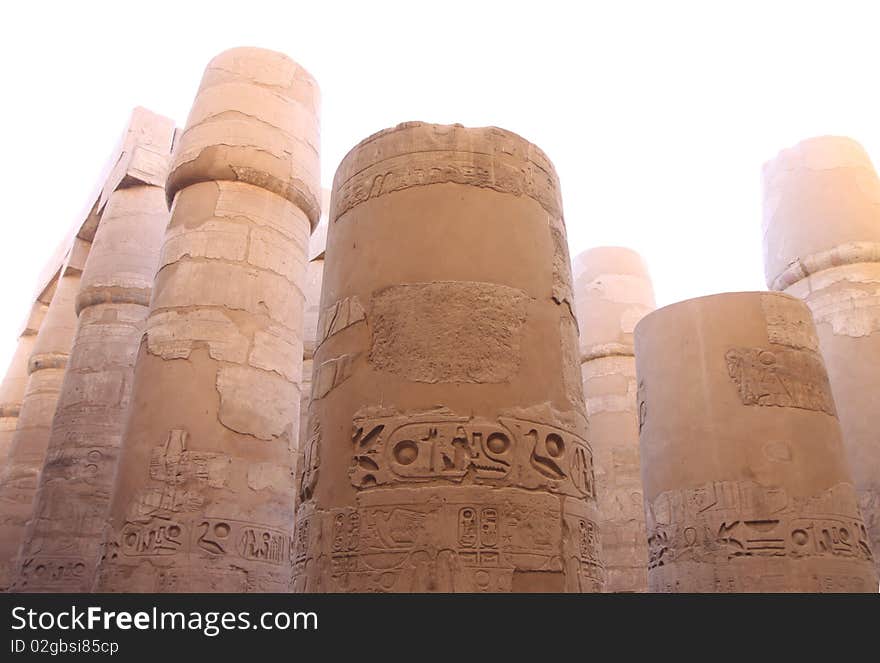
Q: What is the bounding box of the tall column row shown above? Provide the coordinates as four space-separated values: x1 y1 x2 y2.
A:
0 244 86 590
13 109 175 592
95 47 320 592
0 305 45 467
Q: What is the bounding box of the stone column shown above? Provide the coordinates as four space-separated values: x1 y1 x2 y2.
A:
763 136 880 574
94 47 320 592
292 122 602 593
0 246 86 590
635 291 877 592
0 305 45 467
13 110 174 592
573 246 654 592
299 217 326 455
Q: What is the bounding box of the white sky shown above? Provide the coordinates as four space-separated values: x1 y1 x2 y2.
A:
2 0 879 373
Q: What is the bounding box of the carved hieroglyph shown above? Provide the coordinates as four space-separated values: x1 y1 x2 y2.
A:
298 190 329 469
292 122 602 593
635 291 877 592
93 48 320 592
0 252 85 590
573 247 655 592
763 136 880 574
13 109 174 592
0 305 44 467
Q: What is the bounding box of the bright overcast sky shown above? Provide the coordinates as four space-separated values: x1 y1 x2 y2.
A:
1 0 879 373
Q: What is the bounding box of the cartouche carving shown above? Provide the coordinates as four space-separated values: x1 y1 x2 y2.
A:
724 347 836 415
348 407 594 499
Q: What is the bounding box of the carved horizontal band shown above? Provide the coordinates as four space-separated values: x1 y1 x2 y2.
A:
75 285 152 316
580 342 635 363
27 353 68 374
770 241 880 291
331 123 562 222
0 403 21 418
166 152 321 229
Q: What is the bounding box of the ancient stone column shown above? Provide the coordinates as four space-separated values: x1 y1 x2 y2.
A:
94 47 319 592
0 245 86 590
292 122 602 593
636 291 877 592
573 246 654 592
13 110 174 592
763 136 880 574
0 305 45 467
298 190 329 456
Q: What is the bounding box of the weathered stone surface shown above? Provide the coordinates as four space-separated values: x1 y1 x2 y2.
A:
368 281 529 383
292 122 601 593
763 136 880 575
635 291 877 592
298 200 328 474
0 267 81 590
0 333 38 467
166 47 320 228
573 247 655 592
13 108 173 592
94 48 318 592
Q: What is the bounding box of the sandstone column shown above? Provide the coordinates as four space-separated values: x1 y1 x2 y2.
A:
636 291 877 592
13 109 174 592
0 245 86 590
292 122 602 593
573 246 654 592
94 47 320 592
763 136 880 574
299 192 328 455
0 305 45 467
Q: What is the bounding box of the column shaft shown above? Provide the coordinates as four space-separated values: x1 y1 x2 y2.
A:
0 333 39 466
763 136 880 574
573 247 655 592
0 268 81 589
636 291 877 592
95 48 319 592
15 161 171 591
292 122 602 593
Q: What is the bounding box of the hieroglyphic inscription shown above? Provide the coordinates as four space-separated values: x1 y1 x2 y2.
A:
318 296 365 345
118 517 290 567
299 420 320 502
646 481 874 572
724 347 836 415
761 294 820 351
292 489 597 592
560 314 585 408
121 518 185 556
637 379 647 433
348 408 594 498
333 150 562 222
133 429 230 518
312 353 358 400
198 519 287 565
17 556 89 590
550 220 575 316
